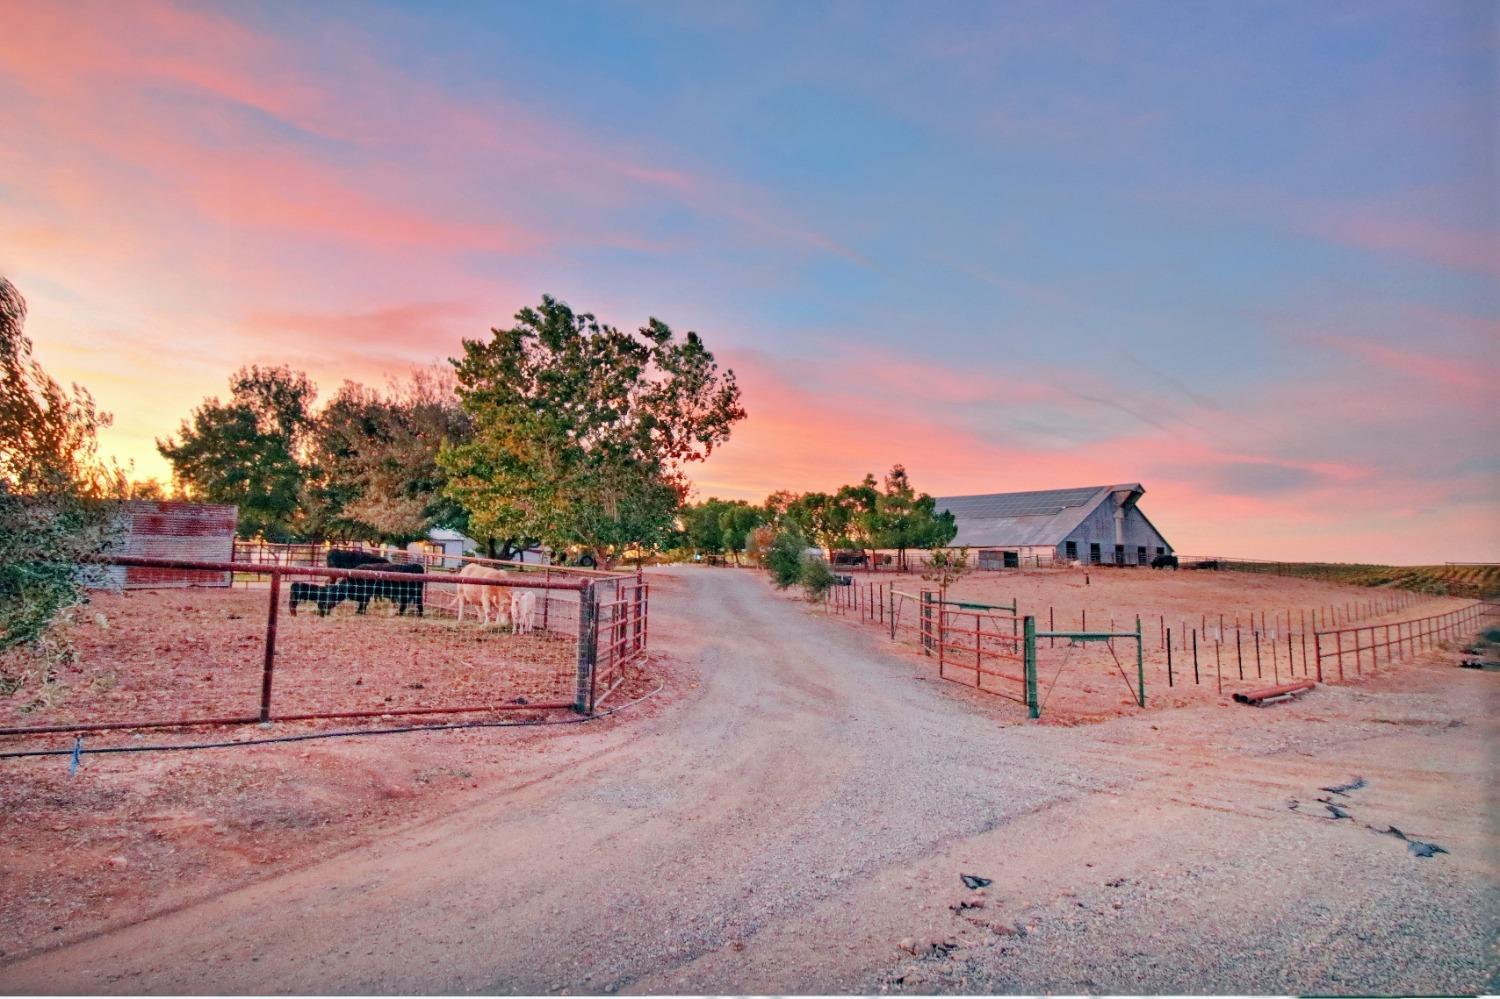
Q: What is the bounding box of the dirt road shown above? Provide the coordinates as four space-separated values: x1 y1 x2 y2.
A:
2 567 1496 994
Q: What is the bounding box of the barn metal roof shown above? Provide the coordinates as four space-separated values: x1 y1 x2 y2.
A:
934 484 1144 548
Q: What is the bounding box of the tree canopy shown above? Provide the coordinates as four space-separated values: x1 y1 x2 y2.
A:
440 295 744 565
158 365 316 542
1 277 121 661
304 370 471 544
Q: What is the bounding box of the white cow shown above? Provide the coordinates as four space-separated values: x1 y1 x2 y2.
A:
511 589 538 635
456 563 511 626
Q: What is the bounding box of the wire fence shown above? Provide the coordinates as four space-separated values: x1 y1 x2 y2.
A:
1 555 648 742
812 573 1495 715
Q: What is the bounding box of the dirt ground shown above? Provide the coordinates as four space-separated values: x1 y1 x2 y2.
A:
0 656 668 962
2 585 583 738
0 566 1495 994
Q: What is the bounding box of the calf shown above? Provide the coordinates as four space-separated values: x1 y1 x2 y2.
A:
457 563 510 626
511 589 538 635
289 580 346 617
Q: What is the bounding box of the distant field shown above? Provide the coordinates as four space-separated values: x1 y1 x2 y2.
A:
1185 559 1500 598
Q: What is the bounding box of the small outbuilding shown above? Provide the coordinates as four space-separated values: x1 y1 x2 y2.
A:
101 500 238 588
934 483 1172 567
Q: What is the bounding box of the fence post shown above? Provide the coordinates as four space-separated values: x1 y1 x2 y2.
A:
575 581 598 714
1167 628 1174 687
1024 616 1038 719
921 590 934 656
259 567 282 723
1136 616 1146 707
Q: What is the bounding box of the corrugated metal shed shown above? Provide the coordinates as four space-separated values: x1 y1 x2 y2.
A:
934 484 1143 548
102 501 238 588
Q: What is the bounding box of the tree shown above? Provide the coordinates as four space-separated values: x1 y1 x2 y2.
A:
873 464 956 569
679 498 728 559
1 277 121 669
800 551 836 599
1 281 121 498
833 473 880 555
764 525 808 588
682 497 764 565
719 502 764 566
921 545 971 603
304 369 472 544
783 491 847 554
158 365 315 541
745 523 776 567
440 295 744 566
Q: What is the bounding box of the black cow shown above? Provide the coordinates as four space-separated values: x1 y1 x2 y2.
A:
344 562 425 616
327 548 389 570
1151 554 1179 570
289 580 346 617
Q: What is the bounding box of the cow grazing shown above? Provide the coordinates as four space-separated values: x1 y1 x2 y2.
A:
289 580 345 617
1151 554 1179 570
511 589 538 635
457 563 510 626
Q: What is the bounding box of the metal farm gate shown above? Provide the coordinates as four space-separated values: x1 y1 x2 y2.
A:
2 555 649 743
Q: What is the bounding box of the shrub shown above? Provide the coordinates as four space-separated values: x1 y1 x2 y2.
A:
799 552 835 600
765 527 807 588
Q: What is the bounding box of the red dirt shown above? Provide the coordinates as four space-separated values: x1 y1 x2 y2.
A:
3 586 584 737
0 650 673 961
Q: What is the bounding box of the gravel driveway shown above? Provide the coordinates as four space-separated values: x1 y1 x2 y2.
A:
2 566 1495 994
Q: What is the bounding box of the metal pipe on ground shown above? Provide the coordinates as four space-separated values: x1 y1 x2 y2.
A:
1233 680 1316 706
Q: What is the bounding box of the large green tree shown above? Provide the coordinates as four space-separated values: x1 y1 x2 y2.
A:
1 277 121 662
872 464 956 569
304 370 472 544
680 497 764 564
440 295 744 566
157 365 316 541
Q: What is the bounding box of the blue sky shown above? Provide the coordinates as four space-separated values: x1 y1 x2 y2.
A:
2 0 1496 559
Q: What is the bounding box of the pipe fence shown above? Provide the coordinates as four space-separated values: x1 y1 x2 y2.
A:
1 555 648 742
809 572 1493 716
1313 600 1500 682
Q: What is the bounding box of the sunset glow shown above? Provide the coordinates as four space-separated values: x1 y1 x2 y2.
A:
3 1 1495 562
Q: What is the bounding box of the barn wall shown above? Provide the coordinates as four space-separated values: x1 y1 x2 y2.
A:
1060 497 1170 564
101 501 238 589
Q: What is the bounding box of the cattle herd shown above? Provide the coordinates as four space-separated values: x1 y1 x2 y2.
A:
288 549 427 617
286 550 545 635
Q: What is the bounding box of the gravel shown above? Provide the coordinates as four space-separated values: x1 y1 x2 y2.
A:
2 566 1495 994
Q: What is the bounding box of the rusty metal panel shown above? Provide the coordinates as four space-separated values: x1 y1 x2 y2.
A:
108 501 238 589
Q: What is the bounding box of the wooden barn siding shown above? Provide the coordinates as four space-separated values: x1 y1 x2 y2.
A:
105 501 238 589
1061 497 1170 563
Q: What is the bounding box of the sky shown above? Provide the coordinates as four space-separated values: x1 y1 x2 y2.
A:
2 0 1496 563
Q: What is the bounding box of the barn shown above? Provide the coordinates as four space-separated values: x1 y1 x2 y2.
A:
934 484 1172 568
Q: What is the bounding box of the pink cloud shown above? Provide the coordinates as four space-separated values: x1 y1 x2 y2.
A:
1306 211 1499 278
1306 332 1491 393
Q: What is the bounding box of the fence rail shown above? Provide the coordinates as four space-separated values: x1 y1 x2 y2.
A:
1 555 648 741
1313 600 1500 681
231 539 631 579
808 572 1495 718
